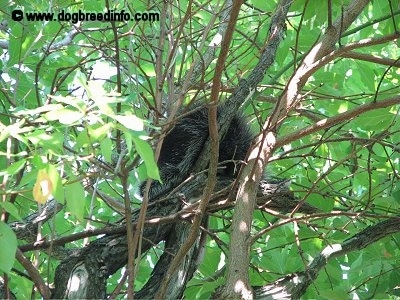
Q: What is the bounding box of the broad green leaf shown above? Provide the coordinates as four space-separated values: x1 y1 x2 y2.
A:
353 108 394 131
199 246 222 275
14 104 64 116
268 248 288 273
88 123 113 140
65 179 85 221
393 189 400 203
0 221 17 273
26 130 55 146
319 289 350 300
26 131 64 154
9 272 33 300
307 193 334 212
8 22 23 66
0 159 26 177
76 130 90 149
0 120 27 143
0 202 22 221
356 61 376 92
49 95 86 111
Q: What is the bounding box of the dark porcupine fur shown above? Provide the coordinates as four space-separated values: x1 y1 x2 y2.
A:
141 104 253 200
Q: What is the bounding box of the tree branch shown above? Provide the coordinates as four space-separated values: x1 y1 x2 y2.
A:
276 96 400 148
155 0 245 297
216 0 295 298
341 51 400 67
254 217 400 299
15 249 51 300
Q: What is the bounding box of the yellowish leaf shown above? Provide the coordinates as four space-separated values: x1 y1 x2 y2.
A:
33 170 53 204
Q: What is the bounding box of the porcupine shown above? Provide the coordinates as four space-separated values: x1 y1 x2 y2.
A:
141 104 253 200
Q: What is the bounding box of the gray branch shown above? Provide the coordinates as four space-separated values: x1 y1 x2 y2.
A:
254 217 400 299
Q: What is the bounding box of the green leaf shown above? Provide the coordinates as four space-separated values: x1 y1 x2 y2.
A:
0 221 17 273
0 120 28 144
8 23 23 66
307 193 334 212
353 108 394 131
26 130 55 146
26 131 64 154
47 164 64 204
49 95 86 111
65 179 85 221
100 138 113 163
356 61 376 92
319 289 349 300
76 130 90 149
393 189 400 203
88 123 113 141
0 202 22 220
14 104 64 116
115 115 145 131
133 136 160 181
9 272 33 300
0 159 26 177
44 108 84 125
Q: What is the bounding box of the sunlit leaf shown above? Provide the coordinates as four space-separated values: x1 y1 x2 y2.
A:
115 115 145 131
44 108 84 125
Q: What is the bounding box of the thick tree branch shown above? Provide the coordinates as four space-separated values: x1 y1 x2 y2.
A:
49 175 298 298
216 1 294 299
272 0 371 125
155 1 245 298
254 217 400 299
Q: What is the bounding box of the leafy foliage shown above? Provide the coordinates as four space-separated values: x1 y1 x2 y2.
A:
0 0 399 299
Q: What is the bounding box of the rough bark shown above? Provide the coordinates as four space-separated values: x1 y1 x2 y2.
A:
8 179 400 299
50 197 181 299
48 175 303 298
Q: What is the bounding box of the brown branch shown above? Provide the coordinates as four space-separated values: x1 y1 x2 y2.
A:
215 1 295 299
299 32 400 79
340 32 400 52
155 1 245 297
341 51 400 67
19 178 299 254
276 96 400 148
15 249 51 300
272 0 372 124
18 206 182 253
